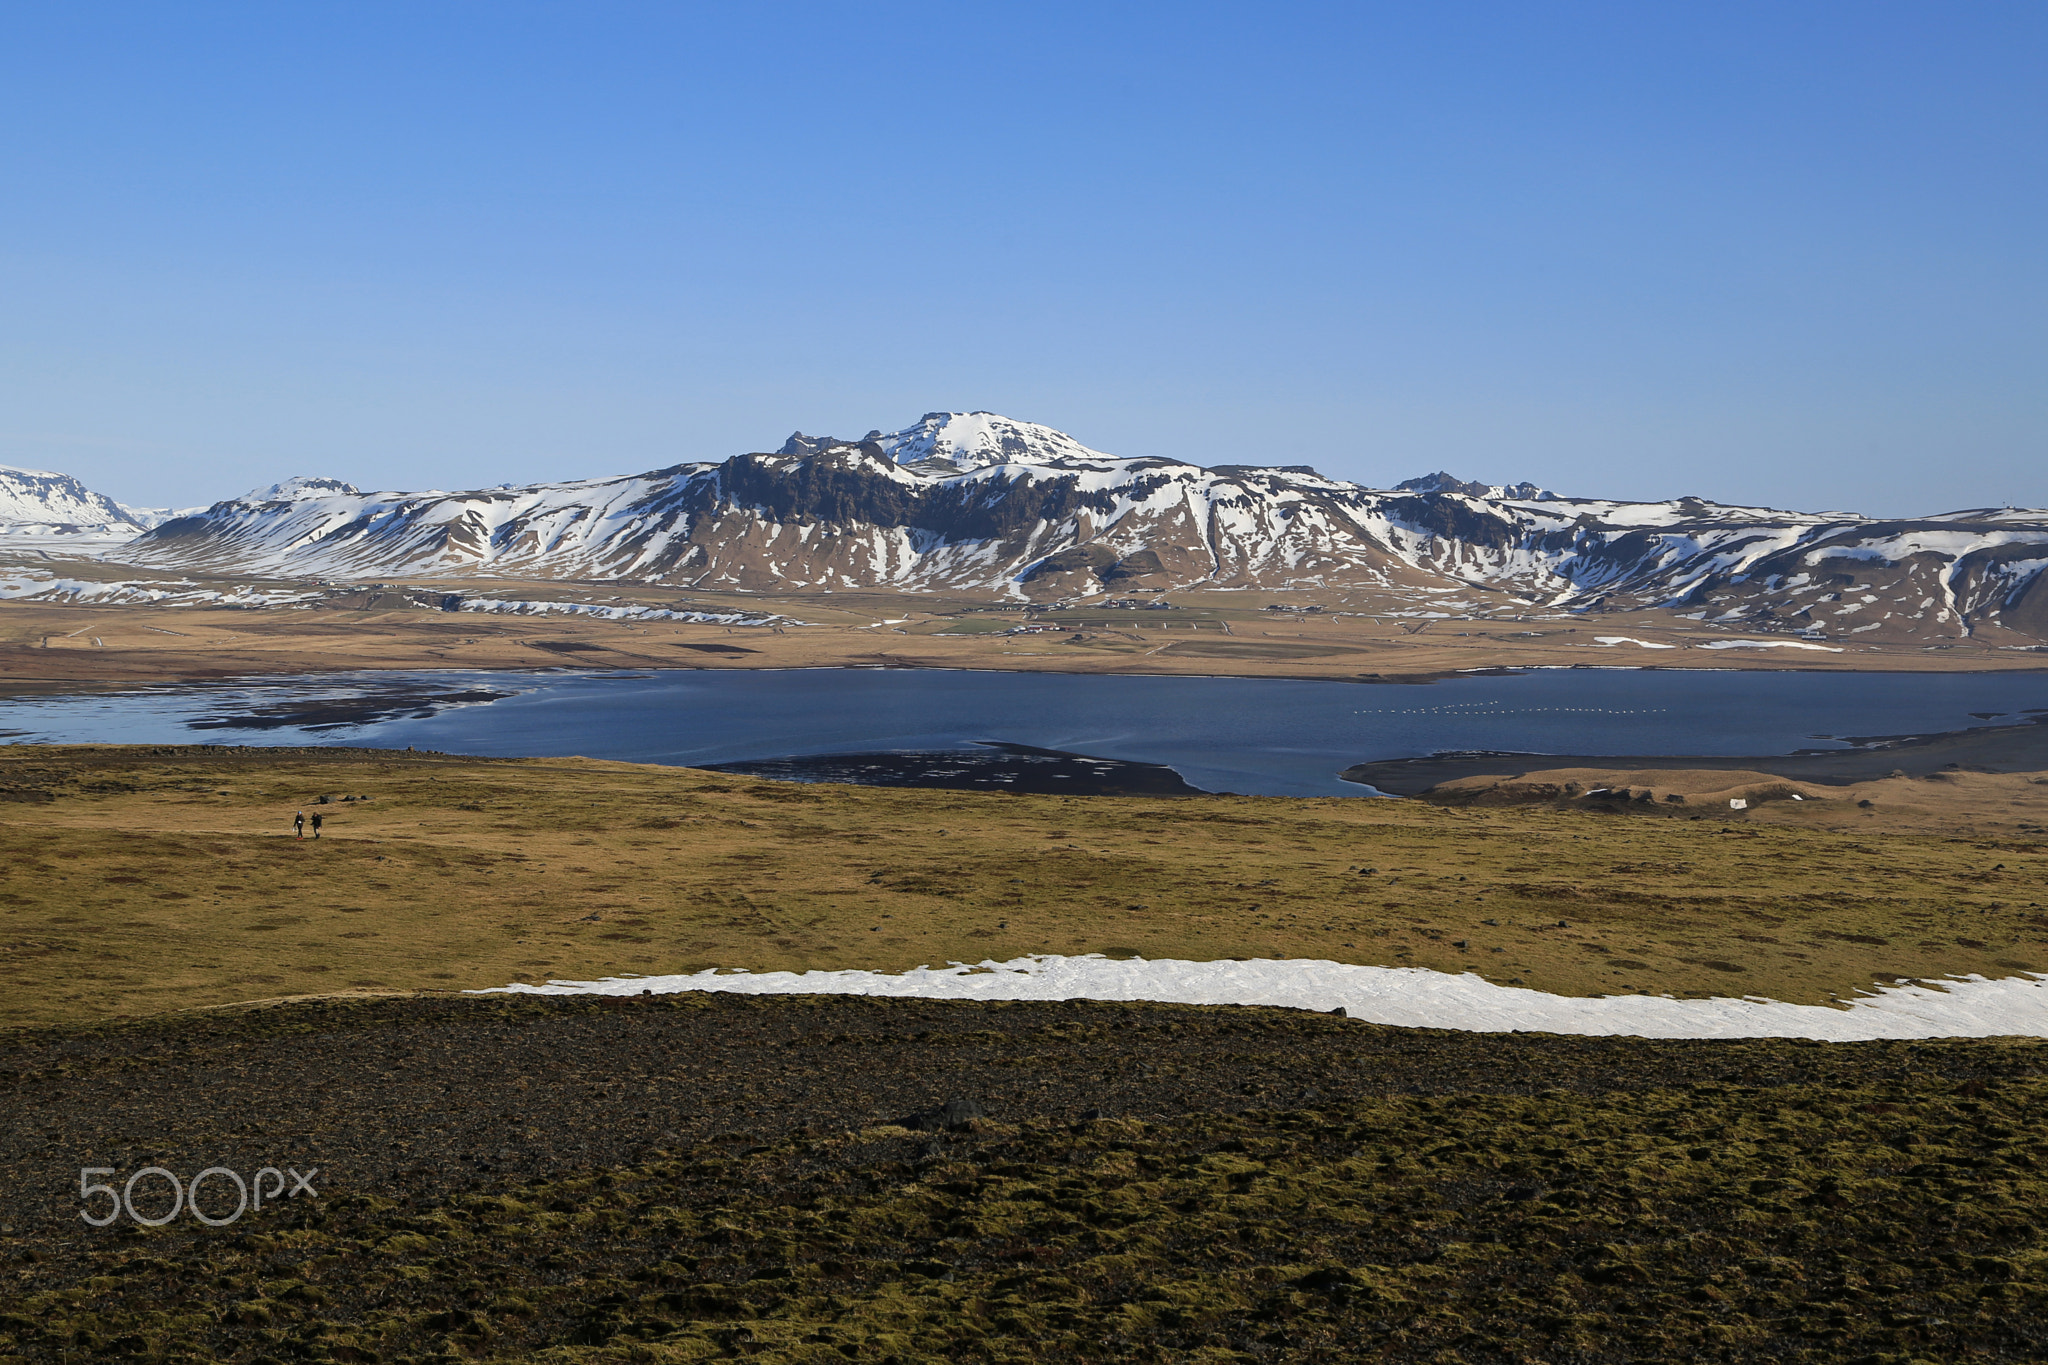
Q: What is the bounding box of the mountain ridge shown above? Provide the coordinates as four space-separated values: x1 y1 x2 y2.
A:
9 412 2048 643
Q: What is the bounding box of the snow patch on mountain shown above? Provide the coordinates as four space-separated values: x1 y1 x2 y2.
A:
872 411 1116 470
240 476 364 503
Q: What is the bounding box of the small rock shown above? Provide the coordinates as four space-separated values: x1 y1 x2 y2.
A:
903 1098 988 1132
1291 1267 1358 1292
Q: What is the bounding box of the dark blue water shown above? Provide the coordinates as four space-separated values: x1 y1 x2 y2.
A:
4 666 2043 797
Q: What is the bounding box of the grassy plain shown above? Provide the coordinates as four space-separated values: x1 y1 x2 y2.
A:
2 745 2045 1030
4 588 2046 690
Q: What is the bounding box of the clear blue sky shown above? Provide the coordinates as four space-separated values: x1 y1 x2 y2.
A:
2 1 2043 515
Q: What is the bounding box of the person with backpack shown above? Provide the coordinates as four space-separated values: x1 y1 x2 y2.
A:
310 812 323 839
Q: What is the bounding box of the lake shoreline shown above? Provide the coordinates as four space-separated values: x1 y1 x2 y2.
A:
7 655 2048 703
1341 712 2048 794
7 664 2047 802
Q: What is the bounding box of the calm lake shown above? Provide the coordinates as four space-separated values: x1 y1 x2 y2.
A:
4 666 2045 797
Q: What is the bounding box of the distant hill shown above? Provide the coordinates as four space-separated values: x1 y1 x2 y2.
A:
0 463 186 550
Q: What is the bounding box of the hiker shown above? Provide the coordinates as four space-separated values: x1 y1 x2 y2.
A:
310 812 323 839
294 810 305 839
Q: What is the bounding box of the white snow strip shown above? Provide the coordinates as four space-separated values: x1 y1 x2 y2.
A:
1695 639 1844 652
455 598 791 626
1592 636 1677 649
471 954 2048 1041
0 573 320 607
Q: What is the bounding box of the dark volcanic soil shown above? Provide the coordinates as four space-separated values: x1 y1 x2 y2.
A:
1342 711 2048 795
107 677 521 735
5 995 2048 1361
704 741 1207 796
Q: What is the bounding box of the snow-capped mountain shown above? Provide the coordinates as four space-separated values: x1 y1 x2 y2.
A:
778 412 1112 471
875 411 1115 471
84 411 2048 641
0 464 147 529
0 463 188 549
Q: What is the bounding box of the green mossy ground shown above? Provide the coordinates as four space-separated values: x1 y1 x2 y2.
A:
7 1017 2047 1362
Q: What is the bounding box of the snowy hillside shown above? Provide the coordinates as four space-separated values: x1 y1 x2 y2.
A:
0 463 189 550
0 464 147 530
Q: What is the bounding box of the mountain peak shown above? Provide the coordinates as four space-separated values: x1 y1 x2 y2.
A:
776 432 854 458
1397 471 1550 501
772 412 1117 471
241 476 362 503
875 412 1112 470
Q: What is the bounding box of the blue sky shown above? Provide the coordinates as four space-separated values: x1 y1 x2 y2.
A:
1 1 2042 515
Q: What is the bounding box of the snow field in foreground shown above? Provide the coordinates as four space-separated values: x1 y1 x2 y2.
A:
473 954 2048 1041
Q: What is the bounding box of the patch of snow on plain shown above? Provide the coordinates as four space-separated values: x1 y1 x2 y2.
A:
0 573 321 607
1696 639 1845 652
0 523 145 552
473 954 2048 1041
1593 636 1677 649
455 598 793 626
